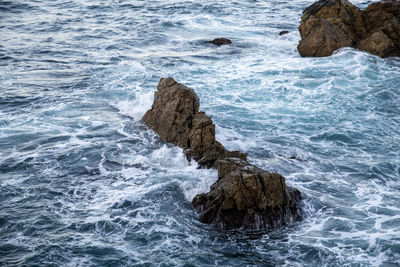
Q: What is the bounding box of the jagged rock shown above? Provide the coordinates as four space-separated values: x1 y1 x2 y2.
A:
142 78 302 230
142 77 199 149
208 38 232 46
358 30 396 57
298 0 400 58
193 158 302 229
142 77 244 167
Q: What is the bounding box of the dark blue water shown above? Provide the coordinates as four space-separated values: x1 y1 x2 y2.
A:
1 0 399 266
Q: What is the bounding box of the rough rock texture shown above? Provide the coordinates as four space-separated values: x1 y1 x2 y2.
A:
192 158 302 229
208 38 232 46
142 78 302 230
142 77 245 168
298 0 400 58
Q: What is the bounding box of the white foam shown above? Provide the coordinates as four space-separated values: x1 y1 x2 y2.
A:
215 125 256 152
112 91 154 121
181 167 218 201
150 145 189 169
149 144 218 201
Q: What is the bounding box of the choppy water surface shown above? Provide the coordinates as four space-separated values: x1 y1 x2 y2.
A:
1 0 399 266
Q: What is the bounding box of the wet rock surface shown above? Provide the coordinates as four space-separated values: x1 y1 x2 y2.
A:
192 158 302 229
298 0 400 58
142 78 302 230
208 37 232 46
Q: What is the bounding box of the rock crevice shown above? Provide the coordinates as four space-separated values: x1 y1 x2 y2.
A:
298 0 400 58
142 78 302 230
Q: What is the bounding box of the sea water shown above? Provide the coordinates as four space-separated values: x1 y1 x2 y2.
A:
1 0 399 266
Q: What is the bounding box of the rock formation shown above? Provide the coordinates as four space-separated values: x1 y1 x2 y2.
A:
142 78 302 230
208 38 232 46
297 0 400 58
279 30 289 36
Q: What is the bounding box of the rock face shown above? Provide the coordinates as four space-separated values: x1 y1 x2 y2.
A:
192 158 302 229
142 78 302 230
298 0 400 58
142 77 245 168
208 38 232 46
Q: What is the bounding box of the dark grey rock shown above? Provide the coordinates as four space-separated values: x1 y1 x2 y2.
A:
208 38 232 46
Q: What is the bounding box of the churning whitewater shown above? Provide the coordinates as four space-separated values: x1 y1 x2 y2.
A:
1 0 399 266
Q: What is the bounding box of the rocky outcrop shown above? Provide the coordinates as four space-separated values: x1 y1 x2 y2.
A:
208 38 232 46
298 0 400 58
279 30 289 36
192 158 302 229
142 78 302 230
142 77 246 168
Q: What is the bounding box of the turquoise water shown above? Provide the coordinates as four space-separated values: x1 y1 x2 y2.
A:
1 0 399 266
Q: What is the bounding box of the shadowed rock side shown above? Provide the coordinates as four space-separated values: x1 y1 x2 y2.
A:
142 78 302 230
298 0 400 58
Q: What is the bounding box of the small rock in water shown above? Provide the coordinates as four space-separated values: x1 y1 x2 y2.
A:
208 37 232 46
279 30 289 35
142 77 302 230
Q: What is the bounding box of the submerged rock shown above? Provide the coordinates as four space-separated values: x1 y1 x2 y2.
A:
279 30 289 36
142 78 302 230
208 38 232 46
297 0 400 58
